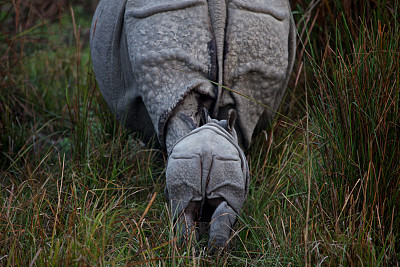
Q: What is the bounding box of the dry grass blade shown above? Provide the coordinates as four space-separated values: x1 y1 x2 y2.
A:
1 0 399 265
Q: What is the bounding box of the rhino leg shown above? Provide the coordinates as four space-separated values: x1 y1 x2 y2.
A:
165 91 212 154
208 200 236 253
175 201 201 246
207 0 227 117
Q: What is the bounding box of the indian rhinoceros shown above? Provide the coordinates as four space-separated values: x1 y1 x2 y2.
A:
90 0 295 251
166 108 249 250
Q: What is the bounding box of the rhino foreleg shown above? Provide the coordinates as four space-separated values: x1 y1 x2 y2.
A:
165 91 212 154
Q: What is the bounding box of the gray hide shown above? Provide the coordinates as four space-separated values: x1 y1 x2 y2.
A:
166 108 249 250
90 0 296 151
91 0 295 252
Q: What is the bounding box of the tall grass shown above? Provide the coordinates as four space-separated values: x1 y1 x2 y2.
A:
309 16 400 263
1 0 399 265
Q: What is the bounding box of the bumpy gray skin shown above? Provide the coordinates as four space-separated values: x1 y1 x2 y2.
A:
90 0 296 151
166 109 249 250
90 0 295 252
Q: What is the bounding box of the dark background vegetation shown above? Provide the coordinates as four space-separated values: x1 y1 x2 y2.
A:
1 0 399 265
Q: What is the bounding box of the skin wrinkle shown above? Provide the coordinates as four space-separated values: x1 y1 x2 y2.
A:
126 0 206 18
231 0 287 21
165 91 212 153
91 0 295 151
207 0 227 117
134 50 208 73
177 113 198 130
199 152 212 219
169 122 247 167
231 61 287 81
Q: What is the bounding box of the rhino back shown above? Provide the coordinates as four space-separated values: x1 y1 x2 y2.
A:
171 128 238 157
167 127 247 212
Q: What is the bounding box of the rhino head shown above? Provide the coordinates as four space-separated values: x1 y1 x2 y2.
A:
165 108 249 252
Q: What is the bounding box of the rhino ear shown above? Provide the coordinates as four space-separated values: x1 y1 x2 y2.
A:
227 109 237 131
200 107 211 126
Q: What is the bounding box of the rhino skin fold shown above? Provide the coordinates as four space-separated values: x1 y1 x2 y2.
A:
90 0 295 251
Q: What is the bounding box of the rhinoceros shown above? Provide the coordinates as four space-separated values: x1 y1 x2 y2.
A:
90 0 295 251
166 108 249 250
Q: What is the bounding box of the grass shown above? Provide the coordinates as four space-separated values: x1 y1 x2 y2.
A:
1 0 399 265
309 16 400 264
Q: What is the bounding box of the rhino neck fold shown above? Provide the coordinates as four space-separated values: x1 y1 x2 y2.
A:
165 91 213 154
207 0 227 117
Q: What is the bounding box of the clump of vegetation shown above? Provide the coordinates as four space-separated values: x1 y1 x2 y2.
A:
0 0 399 265
308 16 400 265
